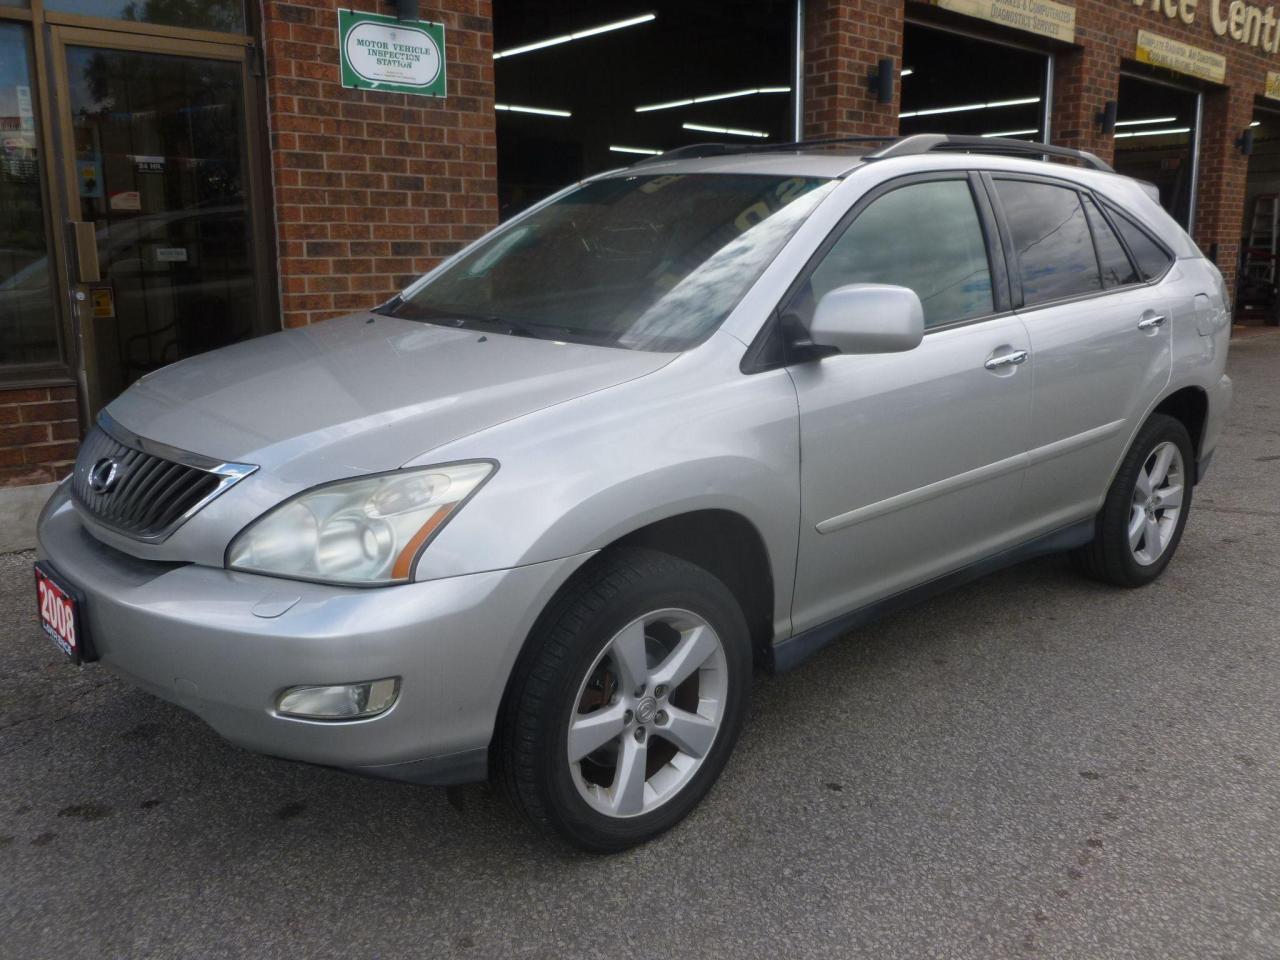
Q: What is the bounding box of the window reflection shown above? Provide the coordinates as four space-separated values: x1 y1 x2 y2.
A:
44 0 246 33
0 23 59 369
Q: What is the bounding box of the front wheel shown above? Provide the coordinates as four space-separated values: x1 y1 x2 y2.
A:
498 548 751 852
1073 413 1194 587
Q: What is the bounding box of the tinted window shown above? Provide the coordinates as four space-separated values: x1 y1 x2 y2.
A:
1107 205 1174 281
1082 196 1139 288
805 179 994 328
995 180 1100 306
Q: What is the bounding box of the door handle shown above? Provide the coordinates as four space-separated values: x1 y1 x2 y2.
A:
984 349 1028 371
1137 313 1167 330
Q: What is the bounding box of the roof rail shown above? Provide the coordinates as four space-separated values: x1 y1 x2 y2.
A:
633 135 897 165
867 134 1114 173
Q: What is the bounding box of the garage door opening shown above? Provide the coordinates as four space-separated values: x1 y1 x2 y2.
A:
492 2 798 217
899 22 1051 142
1237 104 1280 324
1112 73 1201 230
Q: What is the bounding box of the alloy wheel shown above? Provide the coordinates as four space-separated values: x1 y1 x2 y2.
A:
567 608 728 819
1129 440 1185 566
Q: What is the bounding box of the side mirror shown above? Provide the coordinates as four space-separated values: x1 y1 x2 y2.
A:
809 283 925 355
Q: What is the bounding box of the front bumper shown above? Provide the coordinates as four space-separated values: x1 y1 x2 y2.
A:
37 485 589 784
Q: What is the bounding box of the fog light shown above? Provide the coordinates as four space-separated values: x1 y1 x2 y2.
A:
276 677 400 720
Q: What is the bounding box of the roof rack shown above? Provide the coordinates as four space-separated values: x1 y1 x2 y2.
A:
631 133 1114 174
632 135 897 165
866 134 1114 172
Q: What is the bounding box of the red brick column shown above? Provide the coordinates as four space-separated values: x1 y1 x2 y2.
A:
0 386 80 487
803 0 903 140
1193 82 1255 292
1049 43 1121 165
262 0 498 328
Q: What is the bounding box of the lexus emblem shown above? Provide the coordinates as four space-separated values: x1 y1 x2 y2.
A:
87 457 120 494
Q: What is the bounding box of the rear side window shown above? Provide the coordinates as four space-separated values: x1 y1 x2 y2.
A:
803 179 994 329
1106 205 1174 281
994 179 1100 306
1082 196 1139 288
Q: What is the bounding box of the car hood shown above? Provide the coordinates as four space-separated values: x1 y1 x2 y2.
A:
106 312 674 479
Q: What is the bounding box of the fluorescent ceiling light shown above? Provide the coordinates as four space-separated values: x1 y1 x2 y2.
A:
981 129 1039 138
610 145 662 155
899 96 1039 119
635 86 791 112
1114 126 1191 139
493 13 656 60
494 103 571 117
901 68 914 76
1251 120 1262 127
1114 115 1177 127
682 122 769 138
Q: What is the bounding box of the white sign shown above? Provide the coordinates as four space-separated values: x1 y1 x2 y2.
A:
342 18 443 91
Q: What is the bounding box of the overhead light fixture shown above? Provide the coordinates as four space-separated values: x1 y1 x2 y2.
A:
901 67 914 77
899 96 1039 119
493 12 656 60
635 86 790 112
981 128 1039 138
1114 115 1177 127
1251 120 1262 127
682 122 769 138
494 103 572 117
610 145 662 155
1113 126 1192 139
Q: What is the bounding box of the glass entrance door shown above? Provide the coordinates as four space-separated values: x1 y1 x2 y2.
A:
50 26 269 415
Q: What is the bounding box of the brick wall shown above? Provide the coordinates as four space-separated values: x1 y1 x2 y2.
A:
0 386 79 487
261 0 498 328
803 0 902 139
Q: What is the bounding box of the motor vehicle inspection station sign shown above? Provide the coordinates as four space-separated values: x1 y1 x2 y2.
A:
339 10 446 97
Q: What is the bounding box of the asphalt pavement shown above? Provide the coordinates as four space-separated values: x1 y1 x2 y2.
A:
2 331 1278 960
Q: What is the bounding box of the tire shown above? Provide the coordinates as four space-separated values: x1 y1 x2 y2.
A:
497 547 751 852
1072 413 1194 587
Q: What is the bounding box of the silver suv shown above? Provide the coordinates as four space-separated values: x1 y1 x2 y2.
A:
36 135 1232 851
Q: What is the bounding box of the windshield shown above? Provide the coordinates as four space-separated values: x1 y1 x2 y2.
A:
384 173 835 351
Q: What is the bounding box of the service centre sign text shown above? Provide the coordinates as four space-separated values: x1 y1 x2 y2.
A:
1135 0 1280 52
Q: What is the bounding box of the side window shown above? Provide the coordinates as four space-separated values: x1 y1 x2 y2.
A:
994 179 1100 306
1082 196 1139 288
802 179 994 329
1105 205 1174 281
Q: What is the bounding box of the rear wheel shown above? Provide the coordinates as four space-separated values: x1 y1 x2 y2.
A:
1073 413 1194 587
498 548 751 852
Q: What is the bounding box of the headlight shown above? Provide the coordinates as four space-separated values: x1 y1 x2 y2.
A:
226 461 494 585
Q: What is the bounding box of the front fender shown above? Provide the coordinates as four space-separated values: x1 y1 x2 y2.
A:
410 335 803 640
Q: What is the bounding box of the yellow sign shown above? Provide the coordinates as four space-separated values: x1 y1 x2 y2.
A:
90 286 115 320
1135 29 1227 82
1267 71 1280 100
934 0 1076 42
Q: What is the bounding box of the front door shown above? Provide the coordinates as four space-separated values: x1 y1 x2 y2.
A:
50 26 271 417
785 174 1034 633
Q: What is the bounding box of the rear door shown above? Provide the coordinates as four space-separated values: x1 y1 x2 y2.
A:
988 175 1174 535
786 173 1034 632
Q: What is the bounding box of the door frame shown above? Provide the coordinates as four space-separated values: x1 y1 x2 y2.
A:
45 21 275 420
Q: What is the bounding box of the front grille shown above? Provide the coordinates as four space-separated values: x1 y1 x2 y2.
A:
70 417 255 542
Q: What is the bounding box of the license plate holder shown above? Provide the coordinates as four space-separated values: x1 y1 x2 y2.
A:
34 561 95 665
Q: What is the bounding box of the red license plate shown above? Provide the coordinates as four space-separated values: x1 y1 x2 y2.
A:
35 563 85 663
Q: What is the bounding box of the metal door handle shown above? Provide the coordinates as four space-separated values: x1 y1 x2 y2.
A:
984 350 1028 370
1137 313 1167 330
